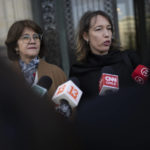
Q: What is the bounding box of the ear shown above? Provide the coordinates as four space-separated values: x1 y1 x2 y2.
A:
83 32 89 42
15 47 20 55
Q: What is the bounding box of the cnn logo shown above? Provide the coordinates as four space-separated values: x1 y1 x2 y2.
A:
105 76 117 82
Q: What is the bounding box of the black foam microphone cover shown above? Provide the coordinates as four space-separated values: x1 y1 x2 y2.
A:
37 76 53 90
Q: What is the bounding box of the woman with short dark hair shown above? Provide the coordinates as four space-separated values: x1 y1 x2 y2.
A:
5 19 67 99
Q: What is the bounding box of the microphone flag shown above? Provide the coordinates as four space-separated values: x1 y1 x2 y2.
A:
99 73 119 95
52 80 82 108
131 65 150 84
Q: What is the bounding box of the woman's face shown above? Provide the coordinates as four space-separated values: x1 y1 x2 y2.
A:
83 15 112 55
16 27 41 63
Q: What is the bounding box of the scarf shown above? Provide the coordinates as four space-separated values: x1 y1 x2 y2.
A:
19 57 39 86
70 50 123 75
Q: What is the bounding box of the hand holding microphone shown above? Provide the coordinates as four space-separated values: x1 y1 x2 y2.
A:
52 77 82 118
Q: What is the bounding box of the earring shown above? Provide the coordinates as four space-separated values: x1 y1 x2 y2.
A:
86 39 89 44
15 48 19 55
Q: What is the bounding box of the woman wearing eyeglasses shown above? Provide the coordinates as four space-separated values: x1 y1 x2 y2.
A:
5 19 67 99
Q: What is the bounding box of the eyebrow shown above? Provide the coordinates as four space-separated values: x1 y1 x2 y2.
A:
92 24 111 28
21 33 39 36
96 24 111 27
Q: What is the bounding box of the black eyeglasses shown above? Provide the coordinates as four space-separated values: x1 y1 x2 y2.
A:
19 34 42 44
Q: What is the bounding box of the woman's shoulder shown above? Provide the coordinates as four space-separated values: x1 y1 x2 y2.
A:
121 49 138 56
122 49 137 55
39 59 64 71
121 49 141 69
39 59 67 78
122 49 141 63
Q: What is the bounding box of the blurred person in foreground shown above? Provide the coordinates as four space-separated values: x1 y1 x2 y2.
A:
69 10 141 106
0 60 81 150
5 19 67 99
75 80 150 150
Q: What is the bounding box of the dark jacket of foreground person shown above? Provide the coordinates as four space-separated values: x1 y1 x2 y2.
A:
75 81 150 150
0 60 81 150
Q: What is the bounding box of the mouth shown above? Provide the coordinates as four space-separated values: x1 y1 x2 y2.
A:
28 47 37 49
103 41 111 46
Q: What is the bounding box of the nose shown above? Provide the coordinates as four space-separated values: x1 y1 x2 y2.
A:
103 29 109 37
29 37 36 43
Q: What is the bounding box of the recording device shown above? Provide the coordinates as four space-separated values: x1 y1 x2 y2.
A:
52 77 82 118
31 76 52 97
131 65 150 84
99 73 119 95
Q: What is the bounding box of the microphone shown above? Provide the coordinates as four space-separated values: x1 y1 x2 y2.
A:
52 77 82 118
31 76 52 97
99 73 119 95
131 65 150 85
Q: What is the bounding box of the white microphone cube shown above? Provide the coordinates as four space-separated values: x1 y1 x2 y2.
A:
52 81 82 108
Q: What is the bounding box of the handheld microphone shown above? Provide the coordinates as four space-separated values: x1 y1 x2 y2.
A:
32 76 52 97
131 65 150 84
52 77 82 118
99 73 119 95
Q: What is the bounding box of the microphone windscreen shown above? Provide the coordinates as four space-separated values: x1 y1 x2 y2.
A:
99 73 119 95
37 76 53 90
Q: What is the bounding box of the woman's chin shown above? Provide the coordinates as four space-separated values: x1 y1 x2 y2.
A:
26 54 38 59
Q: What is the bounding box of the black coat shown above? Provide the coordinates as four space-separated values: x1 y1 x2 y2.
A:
70 50 140 105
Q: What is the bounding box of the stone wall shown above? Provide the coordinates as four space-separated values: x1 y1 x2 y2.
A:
0 0 33 58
